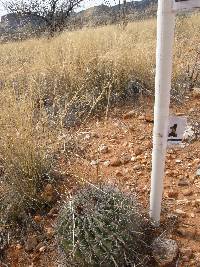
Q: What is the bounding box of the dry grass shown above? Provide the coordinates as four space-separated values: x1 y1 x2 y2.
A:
0 14 199 223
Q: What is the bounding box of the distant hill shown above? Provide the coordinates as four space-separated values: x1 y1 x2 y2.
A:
71 0 158 27
0 0 158 41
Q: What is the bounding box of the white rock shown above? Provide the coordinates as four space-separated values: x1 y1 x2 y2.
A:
152 238 178 265
90 160 99 166
183 126 195 142
98 144 109 154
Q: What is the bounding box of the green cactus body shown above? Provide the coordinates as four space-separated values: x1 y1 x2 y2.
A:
57 185 152 266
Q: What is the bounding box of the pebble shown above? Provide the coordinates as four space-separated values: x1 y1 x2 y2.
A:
196 168 200 176
120 155 131 164
133 165 140 170
131 156 136 162
175 209 187 216
178 178 189 186
134 147 143 156
91 132 99 138
183 189 193 196
15 244 23 250
168 190 178 198
45 227 55 238
177 228 187 236
98 144 109 154
123 110 135 119
180 248 193 259
90 160 99 166
152 238 178 265
145 113 154 123
115 170 123 177
110 157 122 167
25 236 38 252
39 246 46 253
193 87 200 98
36 242 45 251
103 160 110 167
138 115 145 120
34 215 43 223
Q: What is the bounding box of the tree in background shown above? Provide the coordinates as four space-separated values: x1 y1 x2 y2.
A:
1 0 85 35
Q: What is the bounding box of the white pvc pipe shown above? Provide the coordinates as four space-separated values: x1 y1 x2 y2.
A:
150 0 176 225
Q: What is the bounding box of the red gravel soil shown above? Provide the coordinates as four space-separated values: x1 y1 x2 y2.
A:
3 94 200 267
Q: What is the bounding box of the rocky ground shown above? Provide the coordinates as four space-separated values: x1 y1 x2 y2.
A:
1 93 200 267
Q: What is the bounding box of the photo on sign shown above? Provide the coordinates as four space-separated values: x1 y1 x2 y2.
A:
167 116 187 145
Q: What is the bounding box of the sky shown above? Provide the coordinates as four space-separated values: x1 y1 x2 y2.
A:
0 0 138 18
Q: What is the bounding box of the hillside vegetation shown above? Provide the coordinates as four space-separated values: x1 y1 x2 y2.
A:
0 14 199 224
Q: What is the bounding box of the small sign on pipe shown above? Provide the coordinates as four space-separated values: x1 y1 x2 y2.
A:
167 116 187 145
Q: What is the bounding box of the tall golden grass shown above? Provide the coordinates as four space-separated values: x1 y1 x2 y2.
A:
0 14 199 222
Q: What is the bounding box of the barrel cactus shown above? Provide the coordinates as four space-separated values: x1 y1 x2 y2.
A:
56 185 153 266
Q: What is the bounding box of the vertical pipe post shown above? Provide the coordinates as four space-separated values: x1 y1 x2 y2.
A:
150 0 176 225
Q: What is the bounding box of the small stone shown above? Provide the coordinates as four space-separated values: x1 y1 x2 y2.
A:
152 238 178 265
196 168 200 176
45 227 55 238
90 160 99 166
176 112 185 116
45 184 53 194
120 155 131 164
122 142 128 147
146 141 152 149
131 156 136 162
16 244 22 250
41 183 55 202
39 246 46 253
103 160 110 167
177 228 187 236
91 132 99 138
194 253 200 264
84 133 91 140
34 215 43 223
110 157 122 167
25 236 38 252
193 87 200 98
138 115 145 120
175 209 186 216
175 159 182 163
178 178 189 186
168 190 178 198
145 113 154 123
133 164 140 170
134 147 143 156
115 170 123 177
123 110 135 119
182 256 190 262
180 248 193 259
98 144 109 154
36 242 45 251
176 199 189 205
139 136 145 141
183 189 193 196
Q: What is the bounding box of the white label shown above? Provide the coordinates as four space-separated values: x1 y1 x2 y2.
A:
173 0 200 11
167 116 187 145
